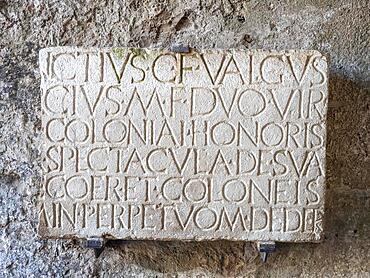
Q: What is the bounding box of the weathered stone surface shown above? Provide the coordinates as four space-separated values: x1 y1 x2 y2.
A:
39 47 328 242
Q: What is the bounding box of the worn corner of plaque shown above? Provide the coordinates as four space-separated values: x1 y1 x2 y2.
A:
39 47 57 87
36 203 48 238
309 49 327 57
39 46 60 62
316 50 329 71
312 207 326 242
36 175 49 239
39 47 50 57
312 50 329 76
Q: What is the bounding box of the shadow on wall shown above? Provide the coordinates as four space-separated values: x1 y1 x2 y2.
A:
90 74 370 276
324 74 370 239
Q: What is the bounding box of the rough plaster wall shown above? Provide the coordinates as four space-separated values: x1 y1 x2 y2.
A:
0 0 369 277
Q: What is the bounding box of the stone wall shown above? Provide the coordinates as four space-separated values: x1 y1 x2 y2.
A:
0 1 369 277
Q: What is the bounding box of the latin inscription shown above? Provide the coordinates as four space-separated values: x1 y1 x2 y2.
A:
39 47 328 241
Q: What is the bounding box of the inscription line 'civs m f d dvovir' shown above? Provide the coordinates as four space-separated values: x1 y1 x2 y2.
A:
38 47 328 242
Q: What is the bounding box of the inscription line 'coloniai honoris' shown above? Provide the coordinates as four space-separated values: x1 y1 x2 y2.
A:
39 47 328 242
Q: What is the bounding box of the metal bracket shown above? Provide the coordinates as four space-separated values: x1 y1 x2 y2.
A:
170 44 190 53
256 241 276 263
86 237 106 258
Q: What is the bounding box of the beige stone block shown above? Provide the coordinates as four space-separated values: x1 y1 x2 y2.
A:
38 47 328 242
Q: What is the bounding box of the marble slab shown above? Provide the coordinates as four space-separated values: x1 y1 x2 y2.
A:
38 47 328 242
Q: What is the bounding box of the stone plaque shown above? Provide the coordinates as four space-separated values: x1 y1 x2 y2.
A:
38 47 328 242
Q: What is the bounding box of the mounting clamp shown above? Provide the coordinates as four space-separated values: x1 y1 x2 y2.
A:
86 237 106 258
170 44 190 53
256 241 276 263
